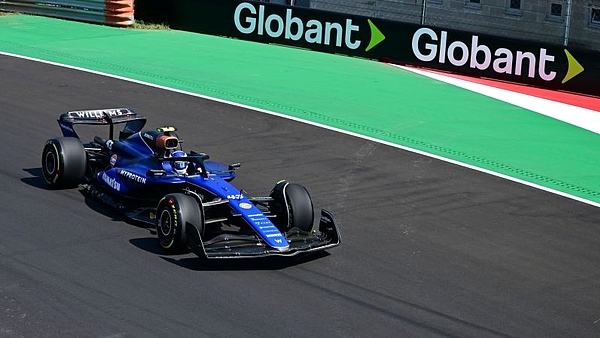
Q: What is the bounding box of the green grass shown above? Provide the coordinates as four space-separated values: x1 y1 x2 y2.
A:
130 20 170 30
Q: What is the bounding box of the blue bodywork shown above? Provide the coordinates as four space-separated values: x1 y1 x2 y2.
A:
53 108 340 258
96 147 289 251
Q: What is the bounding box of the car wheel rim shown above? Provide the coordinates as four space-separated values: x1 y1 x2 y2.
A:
159 209 173 237
44 150 57 175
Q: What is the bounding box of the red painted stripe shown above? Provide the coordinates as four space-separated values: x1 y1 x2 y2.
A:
420 69 600 112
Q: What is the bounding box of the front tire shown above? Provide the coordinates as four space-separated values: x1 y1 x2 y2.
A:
156 193 203 253
269 180 314 233
41 137 86 189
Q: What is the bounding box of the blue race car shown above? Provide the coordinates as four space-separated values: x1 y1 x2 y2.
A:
41 108 340 259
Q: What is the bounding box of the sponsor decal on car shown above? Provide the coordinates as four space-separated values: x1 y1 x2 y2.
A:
68 108 131 119
239 202 252 209
102 172 121 191
58 121 75 133
250 216 273 227
117 169 147 184
110 154 118 168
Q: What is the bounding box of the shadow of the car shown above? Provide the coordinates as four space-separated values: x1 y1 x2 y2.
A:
158 250 331 271
130 236 331 270
130 237 178 256
21 167 53 190
81 193 128 221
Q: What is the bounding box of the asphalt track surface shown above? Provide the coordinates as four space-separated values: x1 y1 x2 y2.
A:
1 55 600 338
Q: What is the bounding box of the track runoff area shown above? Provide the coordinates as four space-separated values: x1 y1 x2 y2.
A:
395 64 600 207
400 66 600 134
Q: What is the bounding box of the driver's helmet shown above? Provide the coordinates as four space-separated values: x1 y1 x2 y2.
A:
172 150 188 175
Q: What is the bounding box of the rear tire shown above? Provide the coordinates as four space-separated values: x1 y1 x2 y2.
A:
269 180 314 233
41 137 86 189
156 193 203 253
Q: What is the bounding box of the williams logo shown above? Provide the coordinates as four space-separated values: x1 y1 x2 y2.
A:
233 2 385 51
411 28 584 83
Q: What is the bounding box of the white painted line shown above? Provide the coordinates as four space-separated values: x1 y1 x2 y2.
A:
394 64 600 135
3 51 599 208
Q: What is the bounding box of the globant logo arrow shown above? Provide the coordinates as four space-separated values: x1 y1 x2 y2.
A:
366 19 385 52
562 49 584 84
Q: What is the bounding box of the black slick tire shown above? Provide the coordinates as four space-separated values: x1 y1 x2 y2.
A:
41 137 86 189
156 193 203 253
269 180 314 232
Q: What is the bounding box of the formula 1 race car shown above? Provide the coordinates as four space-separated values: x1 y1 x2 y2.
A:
41 108 340 259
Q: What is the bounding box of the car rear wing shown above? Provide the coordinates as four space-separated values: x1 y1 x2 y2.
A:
58 108 147 140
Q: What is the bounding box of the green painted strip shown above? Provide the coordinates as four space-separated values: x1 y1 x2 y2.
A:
2 15 600 204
